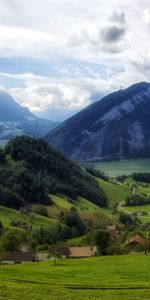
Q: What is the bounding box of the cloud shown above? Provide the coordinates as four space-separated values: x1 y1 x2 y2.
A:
0 0 150 121
68 11 127 54
101 25 125 43
110 12 126 24
0 69 121 121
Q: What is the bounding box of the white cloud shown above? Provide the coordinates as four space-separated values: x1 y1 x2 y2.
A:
0 0 150 120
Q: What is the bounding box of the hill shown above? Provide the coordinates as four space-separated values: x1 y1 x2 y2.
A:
0 90 58 145
46 82 150 161
0 136 107 209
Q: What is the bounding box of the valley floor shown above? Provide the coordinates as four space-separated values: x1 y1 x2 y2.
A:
1 255 150 299
87 158 150 176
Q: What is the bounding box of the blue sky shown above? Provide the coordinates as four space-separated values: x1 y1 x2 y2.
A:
0 0 150 121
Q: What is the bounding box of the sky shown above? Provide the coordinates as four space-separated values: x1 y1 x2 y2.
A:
0 0 150 121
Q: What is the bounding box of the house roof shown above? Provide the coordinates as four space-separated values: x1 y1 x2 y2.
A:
106 226 116 231
69 247 94 258
0 251 34 262
123 235 146 246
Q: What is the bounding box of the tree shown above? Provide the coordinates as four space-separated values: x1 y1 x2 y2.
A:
60 208 86 238
48 243 61 265
0 230 21 252
95 230 110 255
0 221 3 236
0 149 5 163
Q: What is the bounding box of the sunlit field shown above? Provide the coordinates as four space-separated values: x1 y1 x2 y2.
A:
1 256 150 300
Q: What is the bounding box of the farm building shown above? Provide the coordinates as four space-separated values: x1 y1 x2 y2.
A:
0 251 35 264
68 247 97 258
123 235 147 250
54 246 97 258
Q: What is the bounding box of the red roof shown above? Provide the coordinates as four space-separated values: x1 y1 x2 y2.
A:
123 235 146 246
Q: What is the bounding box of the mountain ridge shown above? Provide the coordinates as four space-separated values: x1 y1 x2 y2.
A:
0 90 58 144
46 82 150 161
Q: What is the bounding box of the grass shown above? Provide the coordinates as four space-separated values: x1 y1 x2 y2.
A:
50 194 73 210
0 206 57 229
49 194 113 226
97 178 129 208
1 256 150 299
119 204 150 224
88 158 150 176
0 194 112 231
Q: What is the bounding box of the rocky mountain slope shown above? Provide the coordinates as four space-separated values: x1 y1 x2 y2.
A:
46 82 150 161
0 91 58 145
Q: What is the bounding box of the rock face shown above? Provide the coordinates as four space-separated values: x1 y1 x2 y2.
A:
46 82 150 161
0 91 58 145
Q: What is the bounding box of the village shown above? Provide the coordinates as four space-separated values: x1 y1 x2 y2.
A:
0 225 148 264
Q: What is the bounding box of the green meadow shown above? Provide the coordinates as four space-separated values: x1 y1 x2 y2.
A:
0 206 57 229
1 256 150 299
97 178 129 208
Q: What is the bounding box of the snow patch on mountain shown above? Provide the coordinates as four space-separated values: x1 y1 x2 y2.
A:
97 88 150 125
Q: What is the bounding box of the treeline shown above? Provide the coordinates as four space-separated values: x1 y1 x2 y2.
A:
132 172 150 183
125 194 150 206
85 166 109 181
0 136 107 209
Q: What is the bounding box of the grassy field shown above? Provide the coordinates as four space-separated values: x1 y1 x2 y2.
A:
119 204 150 224
87 158 150 176
50 194 113 226
1 256 150 299
97 178 129 208
0 206 57 229
0 194 113 230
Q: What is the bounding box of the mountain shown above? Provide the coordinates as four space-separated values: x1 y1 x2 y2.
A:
46 82 150 161
0 90 35 121
0 91 58 144
0 136 106 209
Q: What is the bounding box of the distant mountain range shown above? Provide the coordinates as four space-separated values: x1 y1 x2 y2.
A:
0 91 58 145
46 82 150 161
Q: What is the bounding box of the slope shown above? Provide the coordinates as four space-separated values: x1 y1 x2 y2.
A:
46 82 150 161
0 90 58 144
0 136 107 209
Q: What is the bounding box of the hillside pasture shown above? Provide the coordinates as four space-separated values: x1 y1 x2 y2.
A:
50 194 113 226
97 178 129 208
120 204 150 224
0 206 57 229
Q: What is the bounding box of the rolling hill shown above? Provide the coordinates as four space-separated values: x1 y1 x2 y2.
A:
0 136 107 208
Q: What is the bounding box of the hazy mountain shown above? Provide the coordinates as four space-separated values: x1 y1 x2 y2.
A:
46 82 150 161
0 90 35 121
0 91 58 145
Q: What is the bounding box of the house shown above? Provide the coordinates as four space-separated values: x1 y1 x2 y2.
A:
57 247 70 258
48 246 97 259
123 235 147 249
68 247 97 258
0 251 35 264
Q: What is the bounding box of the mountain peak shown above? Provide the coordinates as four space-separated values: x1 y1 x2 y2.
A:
0 90 35 122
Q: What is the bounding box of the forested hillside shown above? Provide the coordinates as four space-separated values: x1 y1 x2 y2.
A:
0 136 107 209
